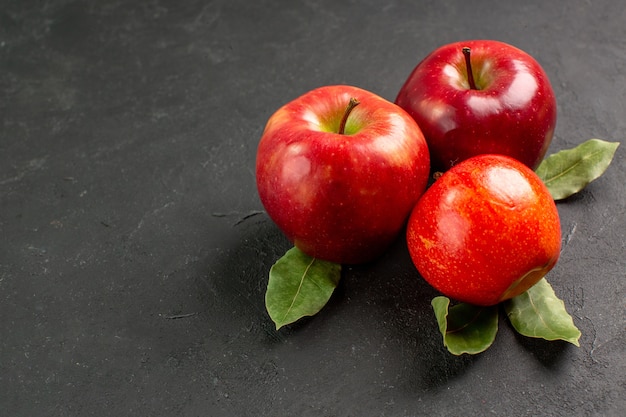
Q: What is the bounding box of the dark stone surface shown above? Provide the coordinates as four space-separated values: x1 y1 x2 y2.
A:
1 1 624 416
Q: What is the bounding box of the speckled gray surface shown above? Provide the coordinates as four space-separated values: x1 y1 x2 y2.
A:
1 1 625 416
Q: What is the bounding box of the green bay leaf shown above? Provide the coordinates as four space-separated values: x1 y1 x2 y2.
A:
504 278 581 346
535 138 620 200
265 247 341 330
431 296 499 355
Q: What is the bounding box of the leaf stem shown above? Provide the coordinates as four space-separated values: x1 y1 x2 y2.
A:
338 97 360 135
462 47 478 90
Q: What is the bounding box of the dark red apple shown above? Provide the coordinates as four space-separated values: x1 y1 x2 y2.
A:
256 85 430 264
396 40 557 171
406 154 561 306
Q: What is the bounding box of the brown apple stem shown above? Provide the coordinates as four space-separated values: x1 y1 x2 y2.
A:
338 97 360 135
462 47 478 90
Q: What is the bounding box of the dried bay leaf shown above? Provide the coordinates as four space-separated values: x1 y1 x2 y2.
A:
432 296 499 355
504 278 581 346
265 247 341 330
536 139 619 200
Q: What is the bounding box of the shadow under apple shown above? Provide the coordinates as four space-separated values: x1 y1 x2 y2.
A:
204 212 491 391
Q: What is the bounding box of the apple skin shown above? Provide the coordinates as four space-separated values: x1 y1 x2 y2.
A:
395 40 557 171
406 154 561 306
256 85 430 264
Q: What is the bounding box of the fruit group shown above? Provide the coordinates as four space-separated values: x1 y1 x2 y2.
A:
395 40 557 171
406 154 561 306
256 85 430 264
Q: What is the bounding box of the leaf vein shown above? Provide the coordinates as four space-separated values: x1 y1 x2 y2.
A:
542 150 603 184
447 308 485 334
527 291 556 336
280 257 316 322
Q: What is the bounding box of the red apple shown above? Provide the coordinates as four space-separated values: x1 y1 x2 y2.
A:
256 85 430 264
406 154 561 306
395 40 557 171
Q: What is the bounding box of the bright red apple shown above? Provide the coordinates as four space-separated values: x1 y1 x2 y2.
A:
395 40 557 171
406 154 561 306
256 85 430 264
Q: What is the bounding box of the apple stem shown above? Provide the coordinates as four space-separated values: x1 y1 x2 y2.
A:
338 97 360 135
462 47 478 90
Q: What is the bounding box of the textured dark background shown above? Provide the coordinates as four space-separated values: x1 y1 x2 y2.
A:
1 1 624 416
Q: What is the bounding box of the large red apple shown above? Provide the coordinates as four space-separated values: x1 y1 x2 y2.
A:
406 154 561 306
395 40 557 171
256 85 430 264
